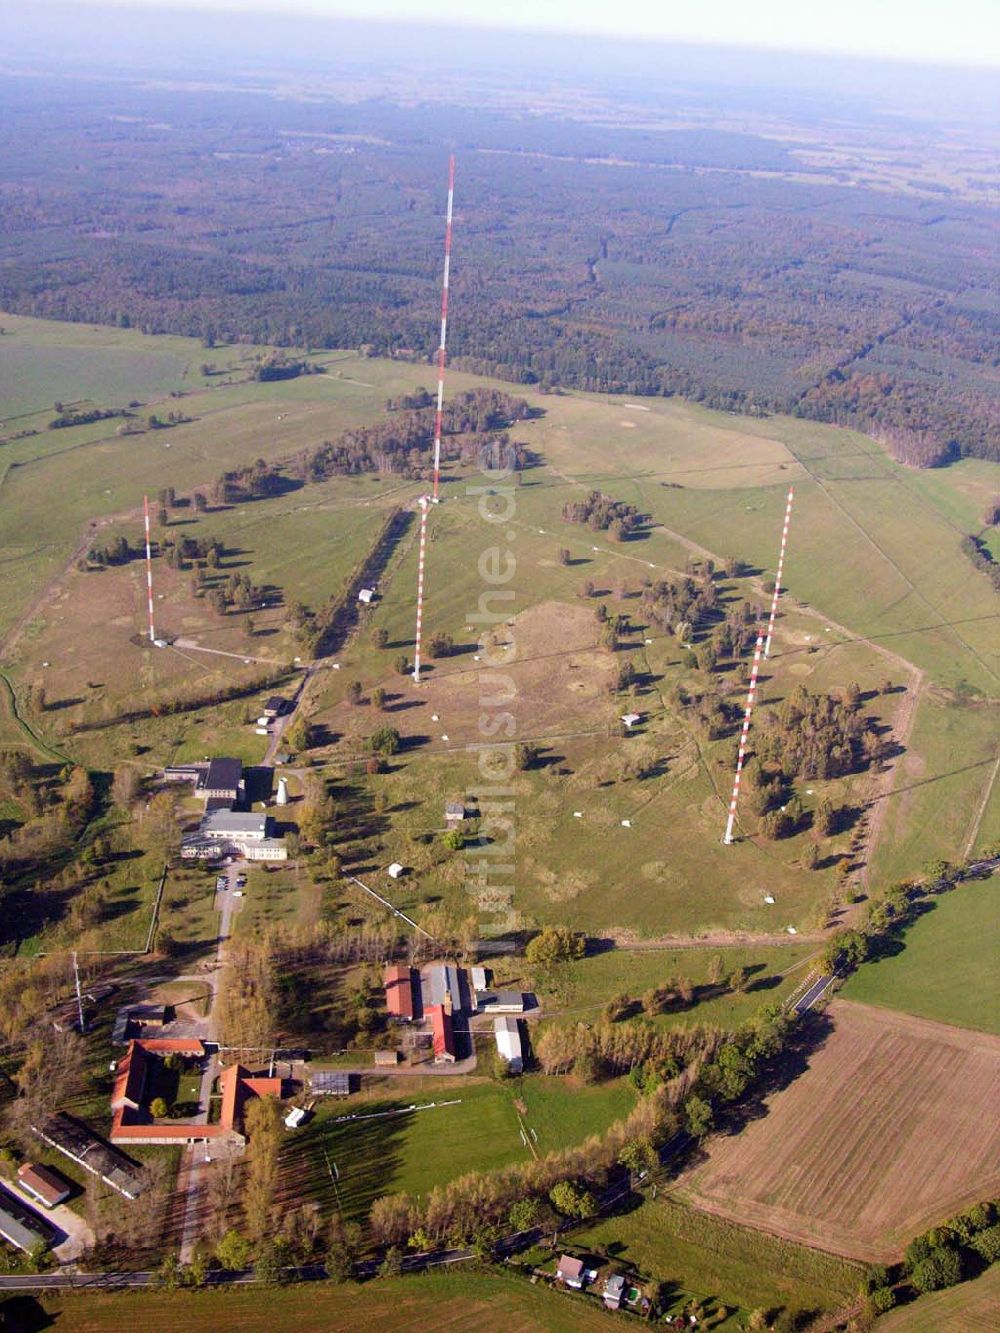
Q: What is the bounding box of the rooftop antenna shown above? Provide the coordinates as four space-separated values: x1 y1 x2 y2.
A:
143 494 156 644
431 154 455 503
763 487 794 659
412 495 430 683
723 486 795 845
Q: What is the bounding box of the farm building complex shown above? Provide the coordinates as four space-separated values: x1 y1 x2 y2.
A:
110 1039 281 1147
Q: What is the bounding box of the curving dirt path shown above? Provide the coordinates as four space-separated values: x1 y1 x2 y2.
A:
853 665 926 890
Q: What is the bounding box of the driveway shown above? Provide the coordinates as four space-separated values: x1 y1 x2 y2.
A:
264 665 314 765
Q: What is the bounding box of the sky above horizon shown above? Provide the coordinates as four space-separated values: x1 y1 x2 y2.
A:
40 0 1000 69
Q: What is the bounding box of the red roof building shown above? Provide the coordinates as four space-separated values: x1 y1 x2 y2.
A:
218 1064 282 1135
109 1040 279 1147
427 1001 456 1063
110 1040 151 1114
16 1163 70 1209
384 963 415 1021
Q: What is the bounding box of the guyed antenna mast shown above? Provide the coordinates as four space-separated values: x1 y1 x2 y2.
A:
412 156 455 681
431 154 455 502
722 486 795 845
412 495 430 683
764 487 794 659
143 494 156 644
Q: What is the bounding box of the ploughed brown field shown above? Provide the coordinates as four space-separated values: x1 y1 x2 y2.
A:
681 999 1000 1263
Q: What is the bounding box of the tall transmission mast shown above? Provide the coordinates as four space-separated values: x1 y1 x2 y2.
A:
723 632 766 846
722 486 796 845
431 154 456 503
764 487 794 659
143 494 156 644
412 495 430 683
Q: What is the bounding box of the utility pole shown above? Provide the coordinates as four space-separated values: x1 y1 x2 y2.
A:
324 1149 344 1218
72 951 85 1033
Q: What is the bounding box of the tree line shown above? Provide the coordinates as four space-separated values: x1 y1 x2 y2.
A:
298 389 532 481
365 1000 798 1259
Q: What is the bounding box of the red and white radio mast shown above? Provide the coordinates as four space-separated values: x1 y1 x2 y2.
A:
764 487 794 659
143 494 156 644
722 486 795 844
431 154 455 502
412 495 430 683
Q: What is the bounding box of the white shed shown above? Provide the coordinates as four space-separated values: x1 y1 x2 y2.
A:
358 588 375 604
387 862 405 880
493 1015 523 1074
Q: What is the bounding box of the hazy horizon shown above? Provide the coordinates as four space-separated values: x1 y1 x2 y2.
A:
2 2 998 130
9 0 1000 71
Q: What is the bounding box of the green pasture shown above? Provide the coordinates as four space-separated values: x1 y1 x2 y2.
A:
520 395 998 693
15 476 402 736
281 1076 635 1223
534 942 817 1027
0 314 195 417
841 874 1000 1033
312 589 902 938
867 696 1000 888
2 314 997 937
577 1194 861 1325
0 315 483 643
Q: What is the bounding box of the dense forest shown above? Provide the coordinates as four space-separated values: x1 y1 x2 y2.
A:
1 78 998 464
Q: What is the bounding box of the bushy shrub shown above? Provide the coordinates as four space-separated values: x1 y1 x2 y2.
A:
910 1247 963 1293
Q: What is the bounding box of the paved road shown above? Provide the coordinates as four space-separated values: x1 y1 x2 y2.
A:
177 861 244 1263
792 972 837 1014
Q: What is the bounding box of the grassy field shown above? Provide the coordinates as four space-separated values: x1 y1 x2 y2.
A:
841 876 1000 1033
2 313 997 940
279 1075 636 1223
31 1270 624 1332
310 576 904 937
521 397 1000 693
577 1193 861 1324
680 999 1000 1262
878 1265 1000 1332
533 942 817 1027
867 696 1000 885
